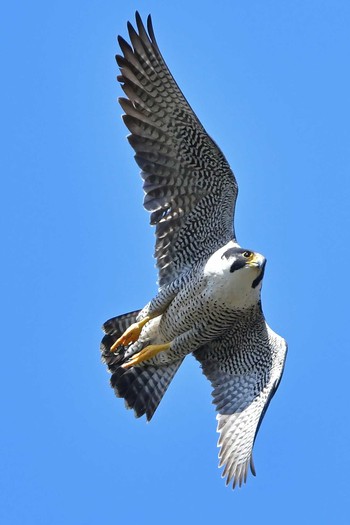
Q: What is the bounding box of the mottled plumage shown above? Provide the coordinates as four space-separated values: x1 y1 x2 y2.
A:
101 12 287 488
116 13 237 288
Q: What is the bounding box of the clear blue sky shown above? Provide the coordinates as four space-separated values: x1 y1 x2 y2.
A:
1 1 350 524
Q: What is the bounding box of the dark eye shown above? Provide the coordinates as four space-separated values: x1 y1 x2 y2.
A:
242 251 252 258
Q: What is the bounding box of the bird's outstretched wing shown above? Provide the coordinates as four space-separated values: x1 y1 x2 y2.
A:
116 12 238 287
194 318 287 488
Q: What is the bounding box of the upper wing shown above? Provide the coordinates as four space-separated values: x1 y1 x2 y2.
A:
116 12 238 288
194 319 287 488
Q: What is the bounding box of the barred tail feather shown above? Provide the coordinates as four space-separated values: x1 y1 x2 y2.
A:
101 310 140 369
102 310 141 338
110 360 183 421
101 310 182 420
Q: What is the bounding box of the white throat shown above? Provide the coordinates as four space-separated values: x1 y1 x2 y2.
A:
203 243 263 310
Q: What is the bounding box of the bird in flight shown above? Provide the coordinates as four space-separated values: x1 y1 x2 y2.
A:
101 12 287 489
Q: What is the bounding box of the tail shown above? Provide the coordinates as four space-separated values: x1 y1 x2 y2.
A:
101 310 182 421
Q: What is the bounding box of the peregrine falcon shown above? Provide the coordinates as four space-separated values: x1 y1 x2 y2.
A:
101 12 287 489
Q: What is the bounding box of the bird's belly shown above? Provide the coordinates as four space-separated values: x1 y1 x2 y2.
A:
158 287 236 347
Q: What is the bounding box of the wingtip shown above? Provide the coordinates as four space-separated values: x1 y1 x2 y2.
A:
250 455 257 477
135 10 143 28
146 14 157 46
127 19 138 41
146 13 153 28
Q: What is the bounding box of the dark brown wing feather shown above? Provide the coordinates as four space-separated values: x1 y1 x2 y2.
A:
117 12 238 287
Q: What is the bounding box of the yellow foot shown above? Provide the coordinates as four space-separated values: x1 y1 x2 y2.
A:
122 342 171 369
110 316 151 352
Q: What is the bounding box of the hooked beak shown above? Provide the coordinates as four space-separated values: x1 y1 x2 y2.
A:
249 254 266 288
247 253 266 269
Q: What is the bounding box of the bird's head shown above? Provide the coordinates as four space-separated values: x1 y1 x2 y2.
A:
204 243 266 308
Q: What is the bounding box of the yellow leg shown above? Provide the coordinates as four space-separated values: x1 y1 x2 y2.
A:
122 342 171 369
110 316 151 352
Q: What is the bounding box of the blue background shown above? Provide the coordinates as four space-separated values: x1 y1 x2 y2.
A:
2 1 349 524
